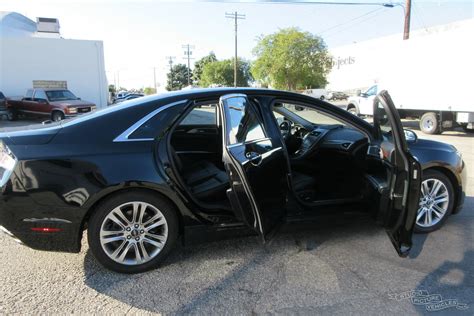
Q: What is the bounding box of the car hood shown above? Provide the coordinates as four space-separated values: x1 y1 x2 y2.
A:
408 138 457 154
50 99 94 107
0 123 62 145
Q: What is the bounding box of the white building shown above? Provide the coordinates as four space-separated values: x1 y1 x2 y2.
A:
327 19 474 94
0 11 108 108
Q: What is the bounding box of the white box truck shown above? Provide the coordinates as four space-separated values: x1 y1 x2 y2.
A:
345 20 473 135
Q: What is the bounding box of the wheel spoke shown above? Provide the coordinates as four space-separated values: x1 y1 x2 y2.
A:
143 213 161 227
432 204 446 216
110 240 127 260
118 242 133 262
422 181 430 196
107 213 127 229
145 218 166 231
417 208 427 222
426 209 433 226
101 235 126 245
431 206 444 219
113 207 131 226
100 229 124 238
434 196 448 204
139 240 150 261
146 232 167 242
132 243 142 263
430 180 442 196
143 237 163 248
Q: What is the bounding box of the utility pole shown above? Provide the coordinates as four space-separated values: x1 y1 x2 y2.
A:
225 11 246 87
165 56 176 90
403 0 411 40
182 44 195 86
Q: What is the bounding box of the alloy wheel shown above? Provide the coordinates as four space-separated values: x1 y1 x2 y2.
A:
416 178 449 228
100 201 168 265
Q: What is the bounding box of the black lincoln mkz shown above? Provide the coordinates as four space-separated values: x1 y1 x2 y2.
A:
0 89 466 273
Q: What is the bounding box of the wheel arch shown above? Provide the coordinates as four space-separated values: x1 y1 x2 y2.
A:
347 102 359 114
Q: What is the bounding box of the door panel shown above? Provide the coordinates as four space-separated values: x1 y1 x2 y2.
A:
219 94 288 239
373 90 422 257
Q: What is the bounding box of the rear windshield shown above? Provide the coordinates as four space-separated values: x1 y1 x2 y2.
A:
46 90 77 101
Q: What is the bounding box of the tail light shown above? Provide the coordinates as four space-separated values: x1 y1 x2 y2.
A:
0 140 17 188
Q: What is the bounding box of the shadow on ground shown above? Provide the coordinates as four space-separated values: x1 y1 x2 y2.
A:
82 211 435 314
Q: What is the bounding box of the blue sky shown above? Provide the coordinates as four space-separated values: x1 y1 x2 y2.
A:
2 0 473 89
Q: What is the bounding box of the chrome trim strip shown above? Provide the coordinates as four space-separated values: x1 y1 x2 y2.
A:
113 100 187 142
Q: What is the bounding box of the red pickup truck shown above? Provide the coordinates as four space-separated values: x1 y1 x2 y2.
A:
7 88 96 121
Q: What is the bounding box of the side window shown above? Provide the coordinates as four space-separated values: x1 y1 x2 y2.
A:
275 102 347 127
366 85 377 96
33 90 48 101
224 97 266 145
179 104 217 126
25 89 33 101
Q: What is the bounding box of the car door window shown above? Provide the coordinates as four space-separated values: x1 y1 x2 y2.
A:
224 96 266 145
33 90 48 102
179 104 217 126
25 89 34 101
366 85 377 96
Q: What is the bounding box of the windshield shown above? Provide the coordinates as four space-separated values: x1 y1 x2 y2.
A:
46 90 77 101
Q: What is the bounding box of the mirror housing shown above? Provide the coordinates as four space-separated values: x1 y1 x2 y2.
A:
404 129 418 142
356 89 361 96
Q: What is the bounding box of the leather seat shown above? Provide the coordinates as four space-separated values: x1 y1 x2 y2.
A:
171 148 229 201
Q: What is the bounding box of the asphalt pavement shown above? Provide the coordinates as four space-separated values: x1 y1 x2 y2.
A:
0 113 473 315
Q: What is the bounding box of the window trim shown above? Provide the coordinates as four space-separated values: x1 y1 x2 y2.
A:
113 99 188 142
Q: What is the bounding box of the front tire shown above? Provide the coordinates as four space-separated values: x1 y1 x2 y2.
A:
348 106 358 116
7 109 17 121
414 170 454 233
88 191 179 273
51 111 65 122
419 112 440 135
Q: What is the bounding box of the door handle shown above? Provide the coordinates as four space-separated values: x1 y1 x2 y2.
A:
245 151 262 166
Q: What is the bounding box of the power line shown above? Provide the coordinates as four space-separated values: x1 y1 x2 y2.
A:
318 6 385 35
324 7 388 39
225 11 246 87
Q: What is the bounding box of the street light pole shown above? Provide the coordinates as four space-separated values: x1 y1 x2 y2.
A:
225 11 246 87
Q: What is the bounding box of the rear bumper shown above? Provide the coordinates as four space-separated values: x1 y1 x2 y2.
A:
0 182 82 253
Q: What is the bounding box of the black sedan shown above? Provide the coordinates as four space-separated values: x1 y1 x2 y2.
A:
0 88 466 273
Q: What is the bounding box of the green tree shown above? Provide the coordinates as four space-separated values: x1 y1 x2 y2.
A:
200 58 252 87
192 52 217 86
108 84 116 93
166 64 192 91
143 87 156 95
252 27 332 90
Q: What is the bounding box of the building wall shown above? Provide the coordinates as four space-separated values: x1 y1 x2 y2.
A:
327 19 474 97
0 37 108 108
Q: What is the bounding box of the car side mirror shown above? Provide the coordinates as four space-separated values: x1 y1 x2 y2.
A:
356 90 361 96
404 129 418 142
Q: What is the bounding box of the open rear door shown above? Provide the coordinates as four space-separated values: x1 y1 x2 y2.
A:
373 90 422 257
218 94 288 241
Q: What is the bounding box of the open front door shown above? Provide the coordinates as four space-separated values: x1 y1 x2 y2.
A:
373 90 422 257
218 94 288 241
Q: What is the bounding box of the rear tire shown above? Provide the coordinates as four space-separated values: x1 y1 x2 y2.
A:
320 95 325 100
419 112 440 135
87 191 179 273
7 109 17 121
